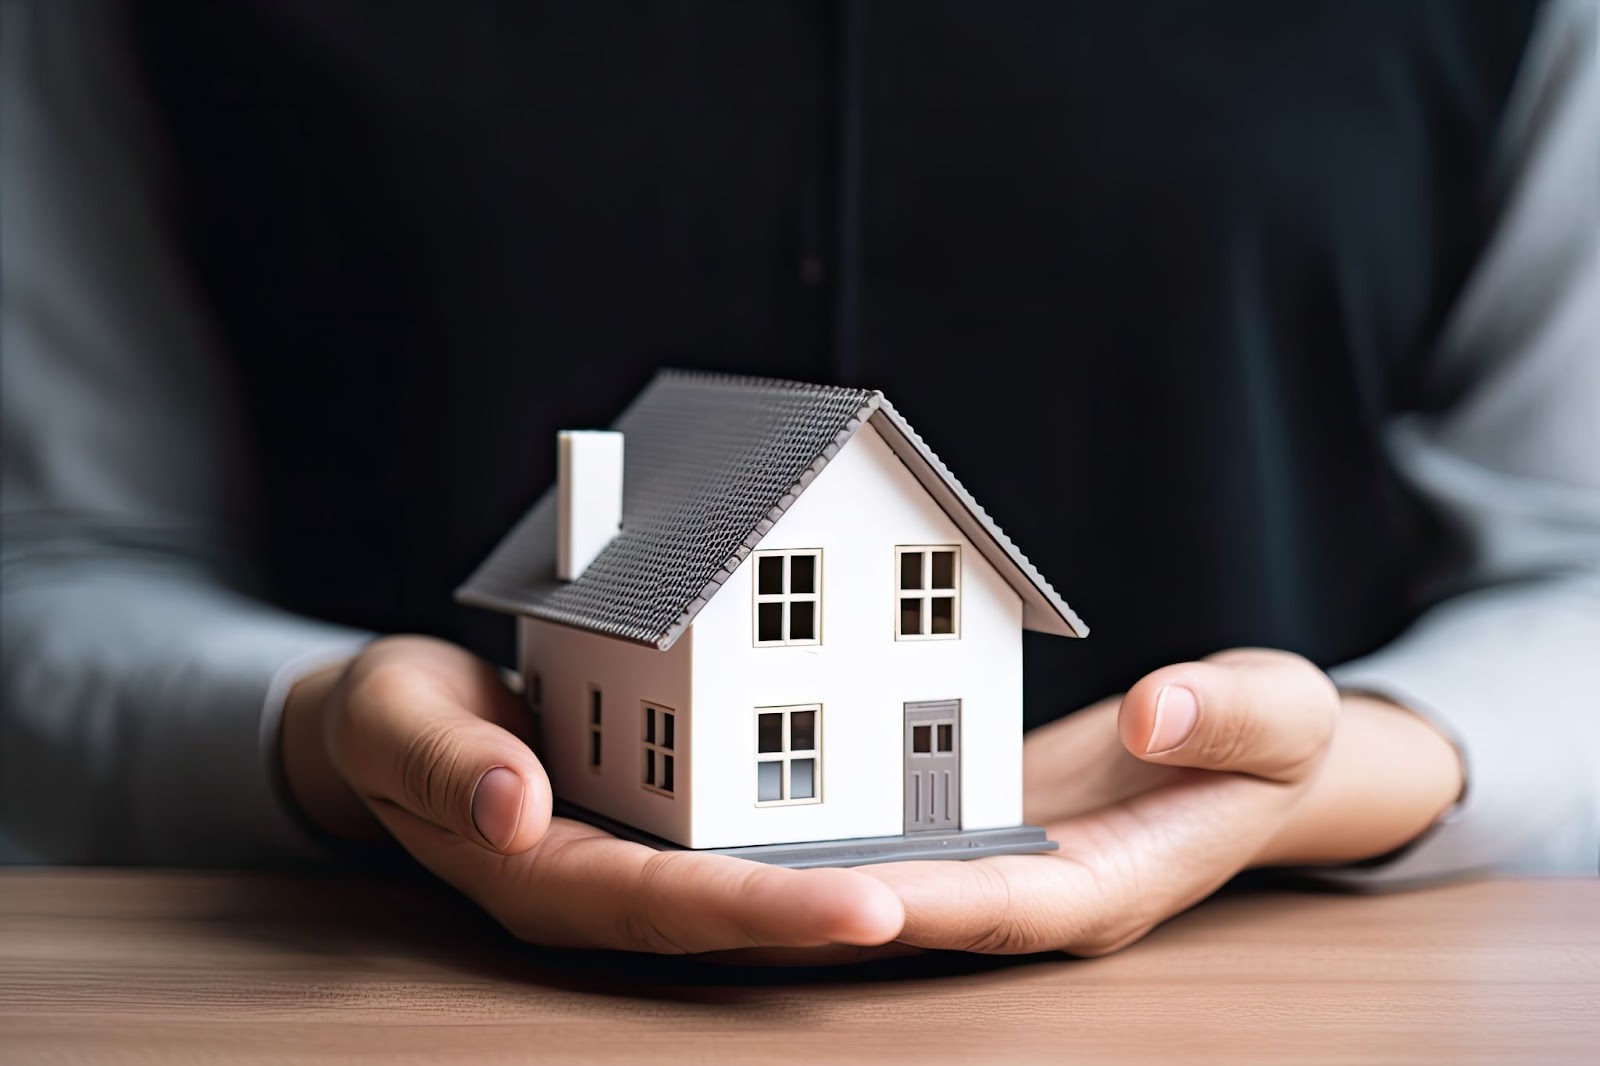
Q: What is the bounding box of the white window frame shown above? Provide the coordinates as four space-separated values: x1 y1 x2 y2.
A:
754 704 822 807
752 549 823 647
894 545 961 640
641 702 676 797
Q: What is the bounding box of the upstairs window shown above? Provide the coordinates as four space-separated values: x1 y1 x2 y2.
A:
896 546 960 639
753 549 822 646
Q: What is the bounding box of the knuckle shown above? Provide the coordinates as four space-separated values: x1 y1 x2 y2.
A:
1072 879 1153 957
1055 831 1163 957
620 906 686 955
397 719 470 824
1197 714 1254 768
961 917 1040 955
953 865 1044 955
1072 919 1153 957
619 855 692 954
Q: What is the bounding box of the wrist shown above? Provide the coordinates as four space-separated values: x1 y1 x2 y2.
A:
279 657 382 841
1252 693 1464 868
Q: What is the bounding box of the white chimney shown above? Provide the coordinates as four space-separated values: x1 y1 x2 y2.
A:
556 430 624 581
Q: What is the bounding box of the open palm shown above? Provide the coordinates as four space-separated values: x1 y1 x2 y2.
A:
373 647 1337 958
860 650 1341 954
286 637 903 955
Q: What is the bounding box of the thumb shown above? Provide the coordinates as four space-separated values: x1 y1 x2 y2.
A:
1116 648 1339 782
328 640 553 854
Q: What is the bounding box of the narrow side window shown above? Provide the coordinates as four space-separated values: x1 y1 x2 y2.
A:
642 703 676 797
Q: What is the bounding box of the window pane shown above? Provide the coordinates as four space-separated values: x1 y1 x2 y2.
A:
789 600 815 641
930 595 955 635
931 550 956 590
757 761 782 802
662 754 675 793
644 751 656 786
900 598 923 636
790 710 815 751
937 723 954 752
790 758 815 800
662 712 675 750
644 706 655 744
757 602 784 642
758 555 785 595
758 712 783 753
790 553 816 594
900 551 923 590
912 724 932 753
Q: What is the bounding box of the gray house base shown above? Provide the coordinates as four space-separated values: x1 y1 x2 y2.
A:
555 801 1059 869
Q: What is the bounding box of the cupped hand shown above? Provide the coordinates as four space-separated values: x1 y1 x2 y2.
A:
862 649 1345 955
280 636 904 954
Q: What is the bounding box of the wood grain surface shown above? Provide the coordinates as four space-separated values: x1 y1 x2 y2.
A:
1 870 1595 1064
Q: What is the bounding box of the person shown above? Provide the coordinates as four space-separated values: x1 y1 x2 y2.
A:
3 0 1595 957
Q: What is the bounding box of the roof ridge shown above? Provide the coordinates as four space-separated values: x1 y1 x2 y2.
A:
650 388 883 648
656 367 879 400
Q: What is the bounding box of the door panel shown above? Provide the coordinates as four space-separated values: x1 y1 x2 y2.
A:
904 700 960 833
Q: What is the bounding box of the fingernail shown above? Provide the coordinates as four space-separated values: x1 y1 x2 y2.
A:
1147 685 1199 754
471 767 524 850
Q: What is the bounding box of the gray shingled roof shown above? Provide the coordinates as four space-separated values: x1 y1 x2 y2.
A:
457 371 1087 648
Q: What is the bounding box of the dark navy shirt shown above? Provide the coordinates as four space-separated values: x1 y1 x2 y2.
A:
133 1 1537 725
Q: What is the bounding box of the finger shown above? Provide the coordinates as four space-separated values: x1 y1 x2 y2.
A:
866 770 1287 956
513 827 906 953
328 639 552 854
377 808 905 954
1022 699 1182 824
1117 648 1339 781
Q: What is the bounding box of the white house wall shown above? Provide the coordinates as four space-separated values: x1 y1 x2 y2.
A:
687 422 1024 850
518 616 693 845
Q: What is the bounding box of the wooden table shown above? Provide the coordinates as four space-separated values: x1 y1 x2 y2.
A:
1 871 1595 1064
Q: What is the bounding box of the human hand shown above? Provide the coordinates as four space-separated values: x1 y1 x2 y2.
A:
280 636 904 953
861 649 1462 955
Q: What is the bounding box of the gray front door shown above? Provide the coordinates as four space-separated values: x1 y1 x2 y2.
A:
904 700 960 833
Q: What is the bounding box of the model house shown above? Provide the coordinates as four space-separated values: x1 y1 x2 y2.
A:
458 371 1088 866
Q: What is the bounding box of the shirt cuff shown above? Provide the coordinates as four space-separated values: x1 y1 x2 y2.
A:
130 609 374 866
257 639 374 859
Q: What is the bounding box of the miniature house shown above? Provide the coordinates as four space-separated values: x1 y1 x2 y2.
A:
458 372 1088 866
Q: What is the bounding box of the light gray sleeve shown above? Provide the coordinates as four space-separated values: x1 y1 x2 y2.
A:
1 1 369 865
1320 0 1600 883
